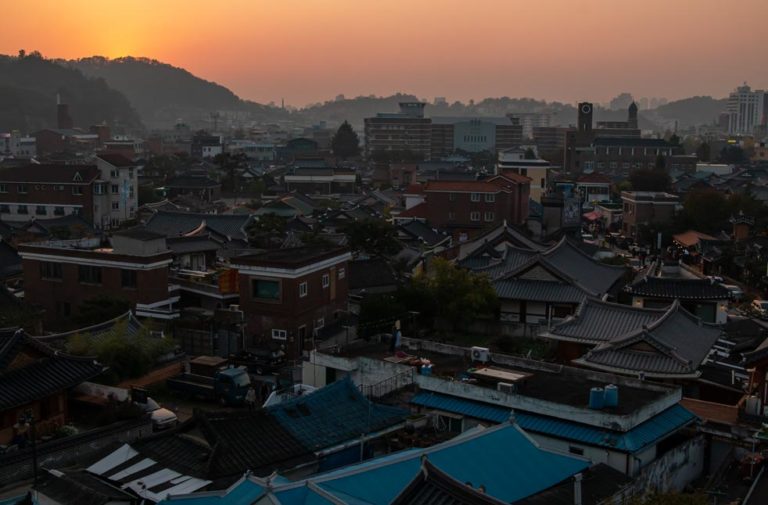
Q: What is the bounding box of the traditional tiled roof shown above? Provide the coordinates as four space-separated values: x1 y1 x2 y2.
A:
574 301 722 377
144 211 252 241
494 278 587 304
34 311 147 349
541 238 626 295
196 410 314 478
348 259 399 291
0 329 106 410
397 202 427 219
516 464 631 505
96 153 135 167
165 176 221 189
267 377 408 451
455 222 546 262
398 219 450 247
542 298 668 345
166 235 221 254
626 276 730 300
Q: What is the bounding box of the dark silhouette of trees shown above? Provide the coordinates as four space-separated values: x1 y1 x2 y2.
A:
629 168 671 191
331 121 361 159
696 141 710 162
344 219 402 257
719 145 746 164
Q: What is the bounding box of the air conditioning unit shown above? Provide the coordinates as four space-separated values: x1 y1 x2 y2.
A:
229 304 241 312
471 346 490 363
497 382 516 394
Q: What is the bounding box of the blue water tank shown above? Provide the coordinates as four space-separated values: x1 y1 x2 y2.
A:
588 387 605 409
604 384 619 408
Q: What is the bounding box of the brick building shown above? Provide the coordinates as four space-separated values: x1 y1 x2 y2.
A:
621 191 680 238
0 154 138 229
230 246 351 358
405 174 530 239
18 230 178 327
364 102 432 160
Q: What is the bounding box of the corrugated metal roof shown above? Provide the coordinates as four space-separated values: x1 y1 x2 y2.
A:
411 392 696 454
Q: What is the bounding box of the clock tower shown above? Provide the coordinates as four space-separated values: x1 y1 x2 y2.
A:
577 102 593 133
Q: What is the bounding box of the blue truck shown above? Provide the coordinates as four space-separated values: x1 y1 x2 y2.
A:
167 356 251 406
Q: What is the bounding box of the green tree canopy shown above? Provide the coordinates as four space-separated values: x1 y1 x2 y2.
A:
719 145 746 164
414 258 498 330
695 141 710 162
331 121 360 159
344 219 402 257
629 168 671 191
524 148 537 159
75 296 131 327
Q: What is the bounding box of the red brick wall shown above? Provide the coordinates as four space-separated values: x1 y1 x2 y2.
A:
238 260 349 357
23 258 170 327
0 181 95 223
423 189 528 236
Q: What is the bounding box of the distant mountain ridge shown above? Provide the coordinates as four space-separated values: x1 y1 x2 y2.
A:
0 53 142 133
67 56 283 128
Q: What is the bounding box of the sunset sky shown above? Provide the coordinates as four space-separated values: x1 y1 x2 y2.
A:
2 0 766 106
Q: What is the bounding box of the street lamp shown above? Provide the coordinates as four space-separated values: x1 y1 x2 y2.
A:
18 409 38 486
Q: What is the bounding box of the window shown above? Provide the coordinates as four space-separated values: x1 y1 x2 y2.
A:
568 446 584 456
322 273 330 288
111 185 119 194
121 269 137 288
78 265 102 285
0 183 6 193
316 318 325 329
448 212 456 221
0 204 9 214
484 211 495 222
54 206 65 216
94 184 105 195
448 192 456 201
299 281 308 297
17 205 28 215
484 193 495 203
252 279 280 300
17 184 27 194
112 202 119 210
40 262 62 280
470 192 481 202
110 169 119 178
338 268 346 279
470 211 480 222
72 186 83 196
35 205 47 216
272 329 287 340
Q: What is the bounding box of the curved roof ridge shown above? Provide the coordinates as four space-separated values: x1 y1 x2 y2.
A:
582 297 669 314
546 236 627 270
33 310 135 341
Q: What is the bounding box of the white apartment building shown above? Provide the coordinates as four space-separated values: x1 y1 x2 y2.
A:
727 83 767 135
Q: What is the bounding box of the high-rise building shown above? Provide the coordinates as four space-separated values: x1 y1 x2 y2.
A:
364 102 432 159
726 83 767 135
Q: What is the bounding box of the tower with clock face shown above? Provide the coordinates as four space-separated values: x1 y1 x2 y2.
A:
577 102 593 133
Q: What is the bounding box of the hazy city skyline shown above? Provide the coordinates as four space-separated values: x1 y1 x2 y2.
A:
2 0 767 107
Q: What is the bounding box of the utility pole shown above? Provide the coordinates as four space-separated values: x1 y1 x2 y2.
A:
20 409 38 487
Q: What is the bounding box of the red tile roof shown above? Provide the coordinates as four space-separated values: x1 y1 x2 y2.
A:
577 173 612 184
404 184 424 194
424 180 506 193
0 164 100 184
397 202 427 218
96 153 135 167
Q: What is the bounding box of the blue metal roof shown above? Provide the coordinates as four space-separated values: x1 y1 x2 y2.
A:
268 377 408 451
411 391 697 454
161 424 589 505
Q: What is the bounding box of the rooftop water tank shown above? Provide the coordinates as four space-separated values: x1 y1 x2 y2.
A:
604 384 619 408
589 387 605 409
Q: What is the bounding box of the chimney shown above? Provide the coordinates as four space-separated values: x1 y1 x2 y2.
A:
574 473 583 505
57 98 74 130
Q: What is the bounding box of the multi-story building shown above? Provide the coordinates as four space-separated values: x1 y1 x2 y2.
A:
726 83 767 135
0 154 139 228
364 102 432 159
231 246 351 358
532 126 568 157
18 230 178 326
0 131 36 158
407 174 530 238
191 133 223 158
496 148 552 202
430 117 523 158
621 191 679 238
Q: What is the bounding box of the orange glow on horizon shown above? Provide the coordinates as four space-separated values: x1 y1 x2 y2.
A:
2 0 767 106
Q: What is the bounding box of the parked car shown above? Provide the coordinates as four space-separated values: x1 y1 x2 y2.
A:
720 284 744 302
167 356 252 406
750 299 768 319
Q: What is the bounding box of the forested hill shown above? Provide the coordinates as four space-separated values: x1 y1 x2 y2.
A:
68 56 281 128
0 52 142 132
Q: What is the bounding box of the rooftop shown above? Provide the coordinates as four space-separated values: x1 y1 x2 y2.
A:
231 245 349 269
0 164 100 183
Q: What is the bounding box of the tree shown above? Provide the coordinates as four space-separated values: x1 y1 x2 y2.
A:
629 168 670 191
677 189 729 234
344 219 402 257
668 133 681 146
413 258 498 330
719 145 746 164
331 121 360 160
246 214 288 248
655 153 666 170
695 141 710 162
74 296 131 327
524 148 536 159
67 320 173 384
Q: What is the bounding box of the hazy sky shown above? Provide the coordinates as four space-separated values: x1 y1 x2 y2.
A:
2 0 766 107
